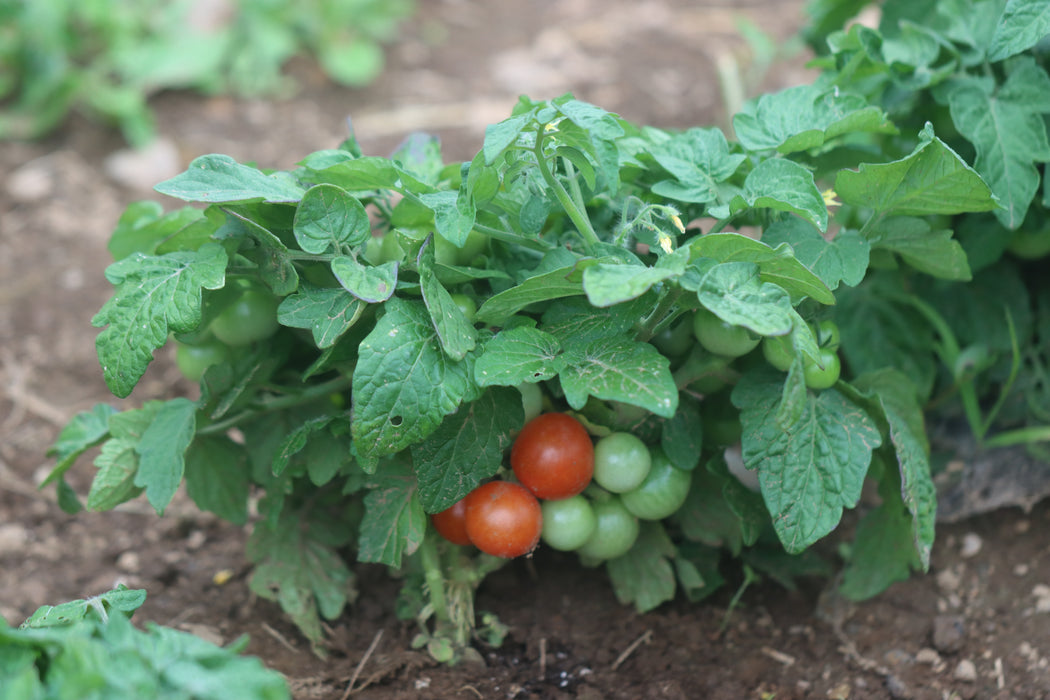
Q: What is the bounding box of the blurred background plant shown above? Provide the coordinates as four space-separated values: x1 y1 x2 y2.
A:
0 0 415 146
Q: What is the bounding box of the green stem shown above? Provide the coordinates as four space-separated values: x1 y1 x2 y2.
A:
636 288 685 342
420 534 450 625
198 374 352 436
473 223 551 253
533 136 600 251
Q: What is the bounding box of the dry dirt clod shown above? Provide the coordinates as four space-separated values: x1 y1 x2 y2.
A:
932 615 967 653
884 673 912 699
954 658 978 682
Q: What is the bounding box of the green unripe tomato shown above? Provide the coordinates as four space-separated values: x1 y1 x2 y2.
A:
814 319 841 351
174 339 229 382
762 334 795 372
651 316 695 357
517 382 543 424
434 229 488 266
541 495 597 551
1007 227 1050 260
448 293 477 323
209 288 281 346
620 448 692 520
575 496 639 560
692 309 760 358
593 432 651 493
803 347 841 390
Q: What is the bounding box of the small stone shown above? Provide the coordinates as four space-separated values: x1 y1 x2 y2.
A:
827 682 851 699
885 674 912 699
0 524 28 555
954 659 978 682
916 648 942 665
7 159 54 201
960 532 982 558
116 550 140 573
932 615 967 653
1014 563 1030 576
936 568 962 592
884 648 912 666
103 137 182 191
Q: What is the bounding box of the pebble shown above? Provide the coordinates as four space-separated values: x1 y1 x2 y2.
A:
915 648 942 665
0 523 28 555
116 550 141 573
885 674 912 699
954 659 978 682
936 568 962 593
7 158 55 202
103 137 182 191
884 648 912 666
960 532 983 558
932 615 967 653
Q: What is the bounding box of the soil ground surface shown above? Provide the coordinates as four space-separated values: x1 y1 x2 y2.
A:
3 1 1050 698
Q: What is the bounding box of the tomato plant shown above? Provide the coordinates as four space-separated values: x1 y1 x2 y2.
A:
209 287 281 346
431 498 471 546
510 413 594 500
56 14 1047 660
463 481 542 559
592 432 651 493
540 495 597 551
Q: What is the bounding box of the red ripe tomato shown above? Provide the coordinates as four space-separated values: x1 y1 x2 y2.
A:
431 498 471 546
510 413 594 500
464 481 542 558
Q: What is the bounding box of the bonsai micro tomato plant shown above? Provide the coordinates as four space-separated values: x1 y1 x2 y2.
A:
49 1 1050 661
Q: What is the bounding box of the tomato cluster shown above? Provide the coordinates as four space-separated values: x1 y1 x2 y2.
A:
430 412 693 561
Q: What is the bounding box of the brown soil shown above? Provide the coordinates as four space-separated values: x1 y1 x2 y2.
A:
3 2 1049 699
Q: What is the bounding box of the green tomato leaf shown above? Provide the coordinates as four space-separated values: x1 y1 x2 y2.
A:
606 522 677 613
92 242 228 398
732 373 882 553
734 84 896 154
730 158 828 232
838 491 921 600
835 127 999 219
108 203 207 260
474 326 565 387
330 256 397 303
134 397 197 515
660 398 703 471
583 262 677 307
476 261 595 325
542 295 653 346
44 404 118 486
649 127 746 203
419 190 477 247
762 219 870 290
358 460 426 567
412 387 524 513
277 283 366 348
948 59 1050 228
687 232 835 304
155 154 305 203
247 508 355 650
87 403 163 511
560 338 678 418
869 216 972 280
483 112 533 164
184 436 250 526
271 416 339 477
848 369 936 569
693 261 795 336
352 298 473 459
419 237 478 360
293 184 371 254
988 0 1050 61
302 154 435 194
20 585 146 628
